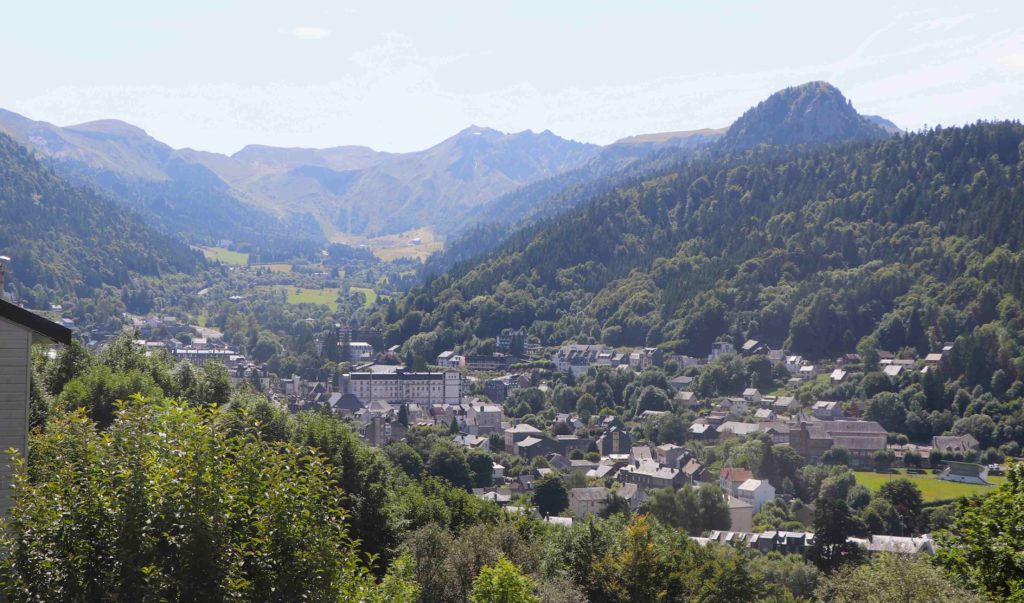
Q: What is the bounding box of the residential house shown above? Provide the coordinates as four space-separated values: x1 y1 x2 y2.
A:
717 421 761 438
741 339 767 356
924 353 944 366
452 434 489 450
772 396 799 414
569 487 611 518
742 388 762 403
709 341 736 360
517 436 555 459
616 483 646 511
504 423 543 451
753 408 776 422
628 347 664 371
630 445 654 464
681 458 708 484
655 444 688 469
798 365 818 380
736 479 776 512
552 344 609 376
675 390 699 408
829 369 847 382
784 355 804 374
882 364 903 378
812 400 843 420
436 350 464 368
669 375 694 390
719 467 754 497
466 402 504 434
618 461 685 491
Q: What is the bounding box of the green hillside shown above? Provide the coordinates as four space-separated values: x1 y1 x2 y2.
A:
370 119 1024 366
0 133 203 303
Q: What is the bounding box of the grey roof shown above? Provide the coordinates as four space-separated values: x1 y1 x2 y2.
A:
571 487 611 502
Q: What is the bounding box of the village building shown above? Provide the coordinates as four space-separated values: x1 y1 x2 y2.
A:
569 487 611 518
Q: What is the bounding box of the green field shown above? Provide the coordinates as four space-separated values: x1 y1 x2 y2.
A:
278 286 340 309
350 286 378 308
198 246 249 266
855 470 1005 502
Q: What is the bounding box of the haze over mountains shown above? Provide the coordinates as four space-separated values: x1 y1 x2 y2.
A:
0 81 899 252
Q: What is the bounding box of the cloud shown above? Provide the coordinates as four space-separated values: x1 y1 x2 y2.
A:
286 26 331 40
997 53 1024 70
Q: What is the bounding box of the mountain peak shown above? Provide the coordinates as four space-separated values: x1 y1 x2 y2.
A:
722 81 892 150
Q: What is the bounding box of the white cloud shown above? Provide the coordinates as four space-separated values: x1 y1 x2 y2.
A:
998 53 1024 70
286 26 331 40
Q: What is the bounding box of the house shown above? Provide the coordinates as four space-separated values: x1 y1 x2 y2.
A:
741 339 767 356
939 461 990 485
718 397 749 417
784 355 804 374
812 400 843 420
452 434 489 450
555 435 589 457
882 364 903 377
628 347 664 371
569 487 611 518
829 369 847 382
688 421 717 441
669 375 694 390
760 421 792 445
709 341 736 360
717 421 761 438
436 351 465 368
772 396 799 414
864 535 936 555
924 353 944 366
485 373 531 403
681 458 707 484
616 482 646 511
798 365 818 380
492 463 505 482
504 423 543 450
753 408 776 422
736 479 775 512
655 444 688 469
330 392 365 416
742 388 761 403
552 344 609 376
618 461 685 491
726 496 754 532
630 445 654 464
932 434 979 453
675 390 698 408
719 467 754 497
466 402 503 434
516 436 555 459
0 298 72 517
546 453 571 471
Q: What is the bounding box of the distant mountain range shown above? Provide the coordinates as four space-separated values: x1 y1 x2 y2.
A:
0 81 901 252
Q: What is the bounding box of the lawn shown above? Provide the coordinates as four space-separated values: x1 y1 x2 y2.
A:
350 286 378 308
198 246 249 266
278 286 340 310
855 469 1005 502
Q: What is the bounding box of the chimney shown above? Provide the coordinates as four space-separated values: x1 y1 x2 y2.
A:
0 255 9 297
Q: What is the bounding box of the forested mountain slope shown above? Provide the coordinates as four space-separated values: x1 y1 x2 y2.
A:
0 133 203 302
371 121 1024 366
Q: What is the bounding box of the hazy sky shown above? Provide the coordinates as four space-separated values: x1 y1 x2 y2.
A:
3 1 1022 154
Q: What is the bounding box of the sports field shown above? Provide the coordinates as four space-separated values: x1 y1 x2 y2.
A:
854 469 1004 502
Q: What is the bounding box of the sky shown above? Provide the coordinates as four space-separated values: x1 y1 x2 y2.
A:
2 0 1022 154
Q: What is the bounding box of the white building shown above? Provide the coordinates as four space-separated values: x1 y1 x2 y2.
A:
569 487 611 518
736 478 775 512
347 341 374 364
342 365 463 405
